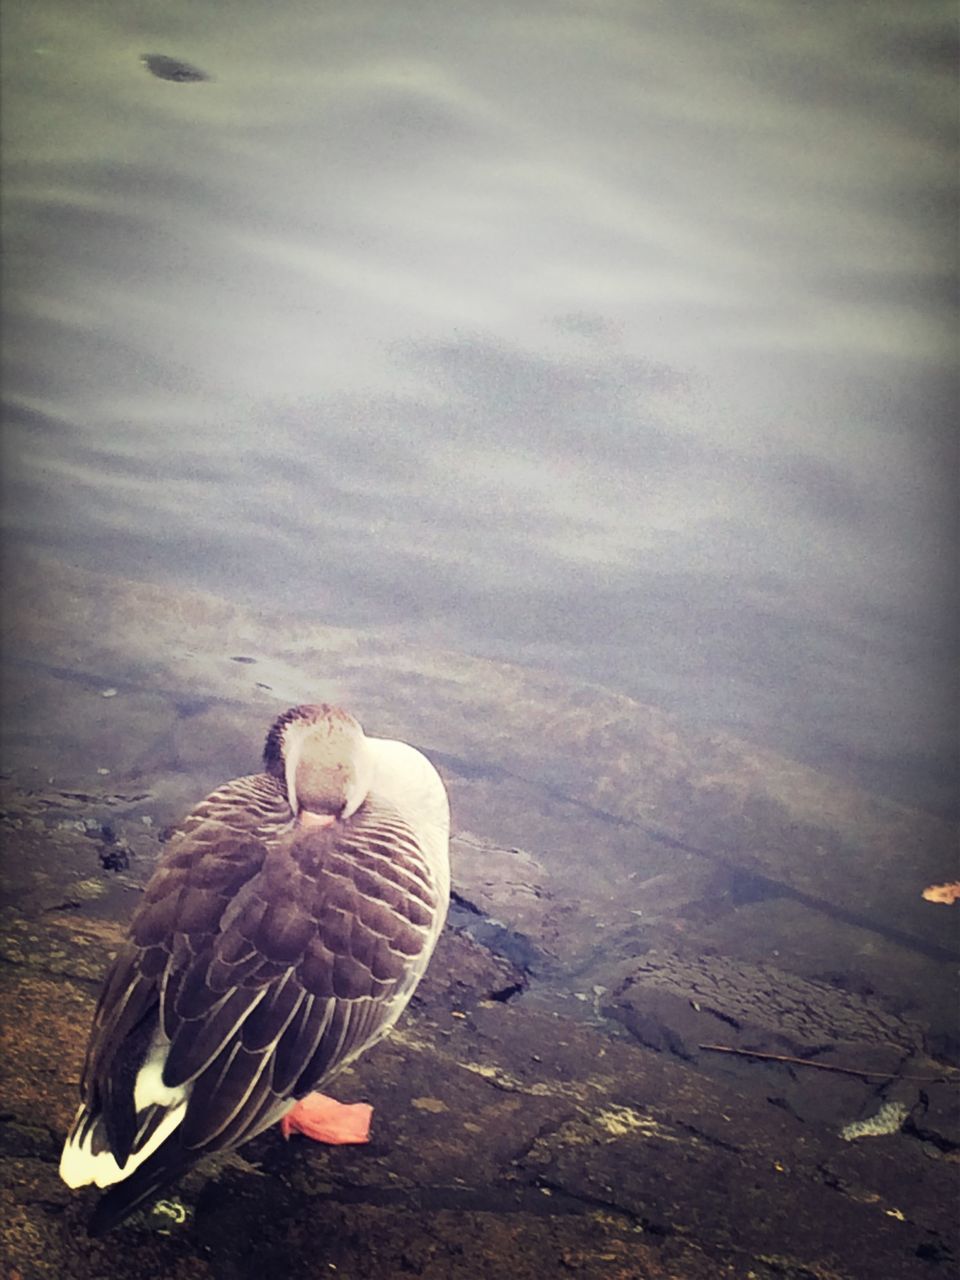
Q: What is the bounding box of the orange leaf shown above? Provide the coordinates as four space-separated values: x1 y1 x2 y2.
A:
921 881 960 905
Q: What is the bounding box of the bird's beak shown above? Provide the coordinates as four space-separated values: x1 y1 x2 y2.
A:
297 811 337 830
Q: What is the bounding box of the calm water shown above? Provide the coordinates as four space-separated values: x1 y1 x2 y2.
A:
1 0 956 815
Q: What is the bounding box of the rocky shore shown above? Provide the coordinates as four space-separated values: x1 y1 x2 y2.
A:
1 560 956 1278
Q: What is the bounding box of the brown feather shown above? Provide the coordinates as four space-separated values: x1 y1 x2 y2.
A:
241 973 304 1052
72 744 447 1229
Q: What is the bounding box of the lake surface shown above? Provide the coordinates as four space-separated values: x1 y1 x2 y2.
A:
1 0 956 816
1 12 958 1269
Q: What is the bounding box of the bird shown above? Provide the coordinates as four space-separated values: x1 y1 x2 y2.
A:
59 703 450 1235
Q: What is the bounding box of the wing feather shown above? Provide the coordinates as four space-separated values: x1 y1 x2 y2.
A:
163 986 268 1088
180 1042 272 1147
271 993 330 1094
76 782 444 1203
240 971 303 1052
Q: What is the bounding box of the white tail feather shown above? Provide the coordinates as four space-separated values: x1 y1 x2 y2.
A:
59 1034 187 1189
59 1100 187 1188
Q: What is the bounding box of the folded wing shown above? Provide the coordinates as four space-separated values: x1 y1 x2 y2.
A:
72 787 441 1232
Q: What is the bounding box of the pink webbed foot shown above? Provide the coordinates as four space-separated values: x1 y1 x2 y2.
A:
280 1093 373 1144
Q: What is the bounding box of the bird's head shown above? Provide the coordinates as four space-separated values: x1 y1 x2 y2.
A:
264 704 373 823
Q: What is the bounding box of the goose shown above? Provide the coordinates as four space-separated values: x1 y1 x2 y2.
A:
60 704 450 1235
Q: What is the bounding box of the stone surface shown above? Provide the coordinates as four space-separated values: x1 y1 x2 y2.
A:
1 557 957 1277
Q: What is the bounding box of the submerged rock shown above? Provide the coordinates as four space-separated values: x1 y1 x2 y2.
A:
141 54 210 83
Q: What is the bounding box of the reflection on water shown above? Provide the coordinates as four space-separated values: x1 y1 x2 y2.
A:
1 0 955 818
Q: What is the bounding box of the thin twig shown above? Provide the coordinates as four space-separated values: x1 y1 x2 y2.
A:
698 1043 957 1083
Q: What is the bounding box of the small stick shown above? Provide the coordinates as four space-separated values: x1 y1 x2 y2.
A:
698 1043 956 1083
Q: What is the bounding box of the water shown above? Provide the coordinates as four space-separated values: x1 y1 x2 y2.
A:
1 0 956 819
1 11 958 1266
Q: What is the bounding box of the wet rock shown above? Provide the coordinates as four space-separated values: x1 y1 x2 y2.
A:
451 832 550 935
415 929 528 1009
906 1082 960 1152
0 1118 60 1162
605 948 927 1060
2 881 958 1278
1 560 958 1277
141 54 210 83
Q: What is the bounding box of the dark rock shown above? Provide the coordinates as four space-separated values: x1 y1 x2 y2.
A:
605 948 927 1060
141 54 210 83
99 843 131 872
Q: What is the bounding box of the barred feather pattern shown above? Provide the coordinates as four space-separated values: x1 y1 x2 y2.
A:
60 736 449 1226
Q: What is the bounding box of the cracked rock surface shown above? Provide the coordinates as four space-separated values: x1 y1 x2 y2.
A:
1 559 957 1278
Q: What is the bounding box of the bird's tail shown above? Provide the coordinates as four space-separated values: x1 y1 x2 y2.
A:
60 1097 187 1190
87 1143 191 1236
